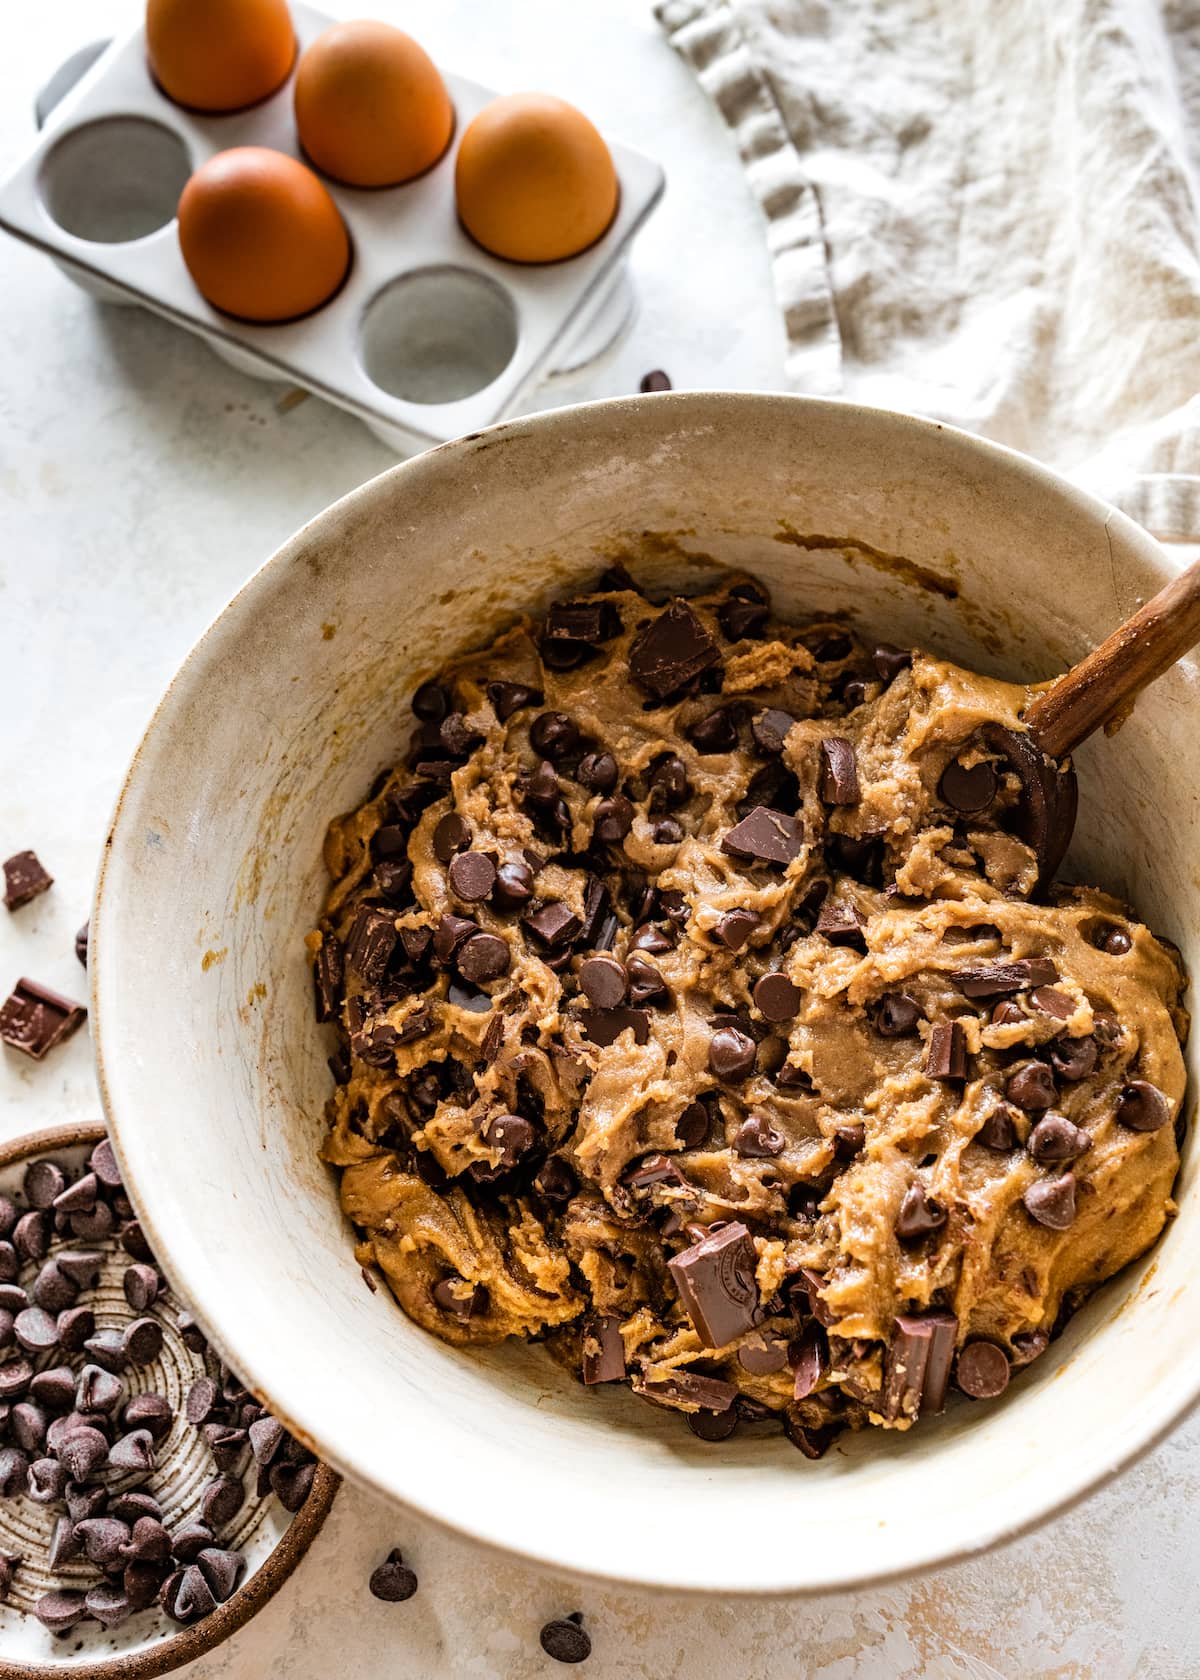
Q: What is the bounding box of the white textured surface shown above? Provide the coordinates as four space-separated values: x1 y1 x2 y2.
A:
0 2 1195 1676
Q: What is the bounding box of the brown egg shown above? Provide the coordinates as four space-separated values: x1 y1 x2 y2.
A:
146 0 295 113
294 20 454 188
455 93 619 264
178 148 350 322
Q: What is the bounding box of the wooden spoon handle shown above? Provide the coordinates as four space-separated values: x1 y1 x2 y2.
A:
1024 554 1200 762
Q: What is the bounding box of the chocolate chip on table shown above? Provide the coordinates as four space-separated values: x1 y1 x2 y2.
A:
581 1007 651 1048
708 1024 756 1082
1023 1172 1077 1229
815 901 865 947
873 992 921 1036
1028 1113 1091 1163
720 806 804 868
1006 1061 1057 1112
579 955 627 1008
667 1221 759 1348
75 922 90 966
3 850 53 911
955 1341 1011 1400
733 1116 785 1158
751 709 795 755
925 1021 967 1081
714 908 761 951
938 756 997 813
540 1613 592 1665
883 1310 958 1421
753 972 802 1022
0 978 87 1060
1116 1080 1171 1132
819 738 860 805
640 369 672 392
35 1589 87 1632
487 680 543 722
976 1102 1020 1150
581 1313 626 1384
954 958 1057 999
895 1183 947 1241
628 599 722 700
366 1546 419 1604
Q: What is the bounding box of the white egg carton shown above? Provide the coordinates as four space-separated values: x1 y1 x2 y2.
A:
0 4 665 452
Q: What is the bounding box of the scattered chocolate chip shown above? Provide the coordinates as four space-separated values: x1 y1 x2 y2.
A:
412 681 450 723
368 1546 418 1603
1007 1061 1057 1112
1095 924 1133 955
33 1261 76 1315
576 751 618 795
708 1025 756 1082
185 1377 220 1426
819 738 860 804
647 753 690 810
640 369 672 392
955 1341 1011 1399
83 1326 127 1371
30 1365 75 1414
925 1021 967 1080
883 1310 958 1420
0 977 87 1060
487 680 543 722
74 1201 117 1242
271 1458 317 1512
976 1103 1020 1150
1023 1172 1077 1229
58 1306 94 1353
1048 1034 1098 1082
122 1264 161 1314
3 850 53 911
124 1392 172 1441
1116 1080 1171 1132
667 1221 759 1348
24 1159 66 1209
540 1614 592 1664
87 1582 133 1628
75 921 90 966
432 813 470 864
733 1116 785 1158
58 1427 108 1481
720 806 804 869
178 1312 208 1355
1028 1113 1091 1163
447 851 497 904
629 599 722 700
48 1514 80 1570
54 1171 98 1216
579 955 627 1009
56 1249 103 1289
751 709 795 754
592 795 634 845
895 1183 947 1241
200 1475 244 1531
939 757 997 813
713 908 761 951
719 583 771 642
162 1562 217 1625
955 959 1057 999
11 1402 46 1454
753 972 802 1022
873 992 921 1037
76 1515 131 1568
0 1447 27 1495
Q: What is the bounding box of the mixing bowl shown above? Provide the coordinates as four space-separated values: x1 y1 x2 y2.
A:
92 393 1200 1594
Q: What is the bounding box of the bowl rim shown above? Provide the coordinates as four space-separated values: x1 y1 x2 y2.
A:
0 1121 341 1678
91 390 1195 1597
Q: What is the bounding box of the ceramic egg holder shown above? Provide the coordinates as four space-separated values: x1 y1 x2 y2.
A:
0 3 665 453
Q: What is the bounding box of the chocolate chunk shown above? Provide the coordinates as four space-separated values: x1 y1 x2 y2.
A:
667 1221 759 1348
629 599 722 699
581 1008 651 1047
432 812 470 863
579 955 627 1008
688 707 739 754
593 795 634 844
447 980 491 1013
0 978 86 1060
733 1116 785 1158
789 1322 828 1399
200 1474 245 1530
431 1275 488 1319
1116 1080 1171 1132
687 1404 739 1441
955 959 1057 998
412 681 450 723
925 1021 967 1080
714 908 761 951
540 1615 592 1665
448 851 497 903
719 583 771 642
873 643 912 683
1007 1061 1057 1111
433 913 477 963
895 1183 947 1241
581 1313 626 1384
1028 1113 1091 1163
547 601 617 646
634 1370 740 1412
782 1411 840 1458
819 738 860 804
368 1547 418 1603
35 1589 87 1633
955 1341 1011 1399
1023 1172 1077 1229
720 806 804 868
939 757 997 813
647 753 690 809
492 860 535 912
346 906 398 987
752 709 795 754
883 1310 958 1420
1030 986 1075 1021
708 1025 756 1082
815 900 865 947
1048 1034 1098 1082
873 992 921 1036
523 902 582 949
775 1059 814 1092
976 1103 1019 1150
753 972 801 1022
398 924 432 965
3 850 53 911
487 680 543 722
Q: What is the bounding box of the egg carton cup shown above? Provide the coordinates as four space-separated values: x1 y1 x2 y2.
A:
0 4 665 453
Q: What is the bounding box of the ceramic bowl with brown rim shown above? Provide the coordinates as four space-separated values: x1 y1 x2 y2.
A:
0 1122 338 1677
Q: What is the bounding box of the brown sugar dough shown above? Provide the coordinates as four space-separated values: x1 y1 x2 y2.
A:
311 571 1188 1450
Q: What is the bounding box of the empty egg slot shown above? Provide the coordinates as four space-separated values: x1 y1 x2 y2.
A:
38 116 191 244
358 266 518 404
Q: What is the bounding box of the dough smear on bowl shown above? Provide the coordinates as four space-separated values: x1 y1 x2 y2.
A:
308 568 1188 1453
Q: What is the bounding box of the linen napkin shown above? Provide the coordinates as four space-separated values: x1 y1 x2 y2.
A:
657 0 1200 540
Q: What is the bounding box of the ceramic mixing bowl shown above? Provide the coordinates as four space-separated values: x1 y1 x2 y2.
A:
92 394 1200 1595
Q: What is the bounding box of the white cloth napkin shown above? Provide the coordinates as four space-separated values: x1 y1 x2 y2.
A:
657 0 1200 540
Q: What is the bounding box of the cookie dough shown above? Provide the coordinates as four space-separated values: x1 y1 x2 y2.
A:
310 569 1188 1452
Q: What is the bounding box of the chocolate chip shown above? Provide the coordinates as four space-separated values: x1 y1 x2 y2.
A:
708 1025 756 1082
734 1116 785 1158
15 1307 59 1356
832 1121 866 1161
1030 986 1075 1021
481 1113 537 1171
122 1264 160 1314
33 1261 76 1315
721 806 804 868
629 599 722 699
819 738 860 804
439 713 482 757
581 1007 651 1047
412 681 450 723
653 818 685 844
1023 1172 1077 1229
873 992 921 1037
487 680 543 722
73 919 90 967
431 1275 488 1319
1007 1061 1057 1112
0 1285 26 1316
523 902 582 949
1116 1079 1171 1132
83 1326 127 1371
35 1589 87 1632
433 913 477 963
955 1341 1011 1399
367 1546 418 1603
939 757 997 813
883 1310 958 1420
534 1156 577 1203
576 752 617 795
751 709 795 755
530 712 579 760
0 1447 27 1495
173 1522 217 1564
1028 1113 1091 1163
447 851 497 904
714 908 760 951
753 972 802 1022
895 1183 947 1241
1048 1034 1098 1082
687 1404 739 1441
11 1402 46 1454
162 1562 217 1625
76 1515 131 1568
0 1244 15 1284
591 795 633 846
737 1330 789 1375
923 1019 971 1083
432 813 470 864
48 1513 80 1570
579 955 627 1008
815 900 865 947
111 1491 163 1526
54 1172 98 1217
872 643 911 683
346 905 398 987
3 849 53 911
186 1376 220 1426
640 368 672 392
124 1393 172 1441
626 952 669 1007
647 753 690 810
719 584 771 642
581 1314 626 1384
546 601 618 647
74 1200 117 1241
25 1158 66 1208
667 1221 759 1347
955 959 1057 998
56 1249 103 1288
30 1365 75 1414
976 1103 1020 1150
59 1426 108 1480
1095 924 1133 955
87 1583 132 1629
492 860 535 913
58 1306 94 1353
540 1615 592 1665
201 1475 245 1531
688 707 739 754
